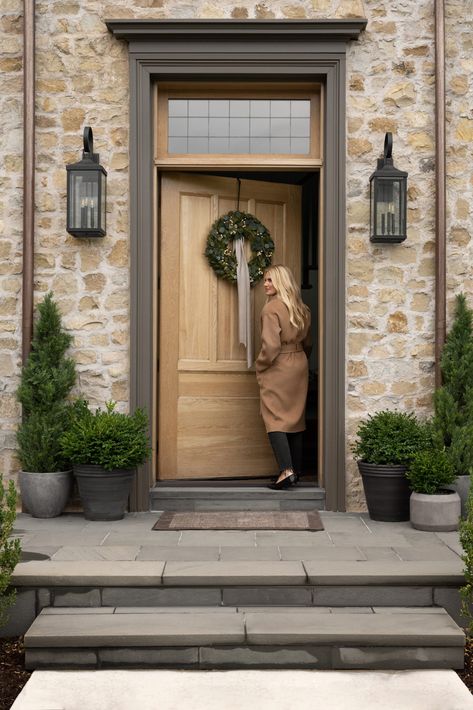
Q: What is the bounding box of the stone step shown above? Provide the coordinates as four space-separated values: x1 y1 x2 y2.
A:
149 483 326 512
24 606 465 670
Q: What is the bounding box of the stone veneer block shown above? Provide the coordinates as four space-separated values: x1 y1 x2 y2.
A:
12 561 165 587
25 612 245 647
25 649 98 670
244 611 464 646
43 607 114 615
53 589 101 607
162 561 306 586
99 647 199 667
37 588 51 611
199 645 332 668
312 586 433 607
223 587 312 606
101 587 222 607
433 588 468 628
114 606 236 614
303 560 464 585
333 646 465 670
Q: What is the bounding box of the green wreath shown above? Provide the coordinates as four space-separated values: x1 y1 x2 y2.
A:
204 210 274 286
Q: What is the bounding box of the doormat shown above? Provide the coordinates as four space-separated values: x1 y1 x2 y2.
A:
152 510 324 531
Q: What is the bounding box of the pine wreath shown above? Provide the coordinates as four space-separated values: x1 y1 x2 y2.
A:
205 210 274 286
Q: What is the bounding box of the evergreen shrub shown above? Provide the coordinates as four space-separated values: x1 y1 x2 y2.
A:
406 449 456 495
0 476 21 628
352 410 428 466
16 293 76 472
60 400 150 471
460 486 473 633
433 293 473 477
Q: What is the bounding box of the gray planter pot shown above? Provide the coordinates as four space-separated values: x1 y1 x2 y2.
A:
19 470 72 518
73 464 135 521
410 490 461 532
450 475 471 518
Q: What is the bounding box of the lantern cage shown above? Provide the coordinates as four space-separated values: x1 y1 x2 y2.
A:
369 133 407 244
66 127 107 238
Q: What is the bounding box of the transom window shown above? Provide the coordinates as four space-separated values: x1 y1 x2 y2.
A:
168 99 311 155
155 83 322 167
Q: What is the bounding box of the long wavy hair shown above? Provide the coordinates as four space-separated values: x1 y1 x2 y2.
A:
264 264 310 332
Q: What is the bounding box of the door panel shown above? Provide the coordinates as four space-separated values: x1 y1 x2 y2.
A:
159 173 301 479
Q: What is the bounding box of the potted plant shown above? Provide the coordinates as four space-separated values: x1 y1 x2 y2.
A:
407 448 460 531
16 293 76 518
352 410 428 522
60 400 150 521
433 293 473 517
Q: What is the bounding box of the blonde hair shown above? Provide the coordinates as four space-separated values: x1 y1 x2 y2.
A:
264 265 310 332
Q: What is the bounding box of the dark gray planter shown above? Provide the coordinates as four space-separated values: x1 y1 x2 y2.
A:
410 491 461 532
19 470 72 518
451 475 471 518
358 461 410 522
73 464 135 521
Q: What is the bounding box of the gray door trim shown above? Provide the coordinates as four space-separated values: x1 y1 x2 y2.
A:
106 19 366 512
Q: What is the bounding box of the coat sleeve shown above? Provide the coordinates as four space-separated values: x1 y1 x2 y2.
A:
255 308 282 373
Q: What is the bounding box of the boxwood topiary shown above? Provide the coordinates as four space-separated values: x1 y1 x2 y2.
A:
352 410 428 466
60 400 150 471
406 449 456 494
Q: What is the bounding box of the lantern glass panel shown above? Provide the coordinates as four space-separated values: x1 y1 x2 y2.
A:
100 170 106 232
69 171 100 230
376 178 401 237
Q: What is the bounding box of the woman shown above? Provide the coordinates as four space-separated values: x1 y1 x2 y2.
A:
255 265 311 490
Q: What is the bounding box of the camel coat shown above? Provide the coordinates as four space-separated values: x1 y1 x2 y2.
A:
255 296 311 433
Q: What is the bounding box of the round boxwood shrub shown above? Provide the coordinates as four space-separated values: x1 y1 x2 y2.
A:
60 400 150 471
352 410 428 466
406 449 456 495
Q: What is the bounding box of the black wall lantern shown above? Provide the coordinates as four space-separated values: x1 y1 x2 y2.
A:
66 126 107 238
369 133 407 244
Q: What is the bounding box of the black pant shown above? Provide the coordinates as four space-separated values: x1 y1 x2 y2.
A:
268 431 303 475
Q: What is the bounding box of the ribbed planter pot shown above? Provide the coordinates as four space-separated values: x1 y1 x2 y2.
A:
358 461 410 522
19 470 72 519
73 464 135 521
410 491 461 532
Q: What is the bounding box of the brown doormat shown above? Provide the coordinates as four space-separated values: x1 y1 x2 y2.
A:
152 510 324 531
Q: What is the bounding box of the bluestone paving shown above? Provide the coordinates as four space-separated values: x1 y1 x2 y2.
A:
279 545 365 561
136 546 220 561
113 606 237 614
303 560 464 585
328 533 411 547
219 547 281 561
392 545 461 561
12 561 165 586
255 531 333 546
437 532 464 556
26 611 246 646
162 560 307 586
51 546 140 561
42 607 114 614
244 610 464 646
357 546 402 560
178 531 256 546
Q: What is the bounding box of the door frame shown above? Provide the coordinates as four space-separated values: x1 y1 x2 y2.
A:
105 19 367 511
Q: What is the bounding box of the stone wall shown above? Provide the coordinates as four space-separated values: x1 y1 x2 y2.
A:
0 0 471 510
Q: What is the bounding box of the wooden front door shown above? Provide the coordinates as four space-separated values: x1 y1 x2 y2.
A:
159 172 301 479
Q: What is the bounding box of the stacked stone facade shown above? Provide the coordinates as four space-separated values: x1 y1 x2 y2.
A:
0 0 471 510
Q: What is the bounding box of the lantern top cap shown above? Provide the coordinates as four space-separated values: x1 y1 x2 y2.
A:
66 125 107 175
369 132 407 181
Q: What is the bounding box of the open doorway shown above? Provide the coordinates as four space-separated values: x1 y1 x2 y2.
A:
157 170 319 484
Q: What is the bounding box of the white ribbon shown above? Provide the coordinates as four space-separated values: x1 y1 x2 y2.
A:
234 237 253 368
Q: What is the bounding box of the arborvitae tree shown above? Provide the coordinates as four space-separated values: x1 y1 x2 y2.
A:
433 293 473 476
16 293 76 472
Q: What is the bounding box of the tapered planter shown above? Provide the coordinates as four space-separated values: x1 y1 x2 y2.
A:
410 490 461 532
19 470 72 519
73 464 135 521
358 461 410 522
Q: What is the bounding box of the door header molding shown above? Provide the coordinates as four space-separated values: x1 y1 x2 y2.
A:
106 19 367 46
